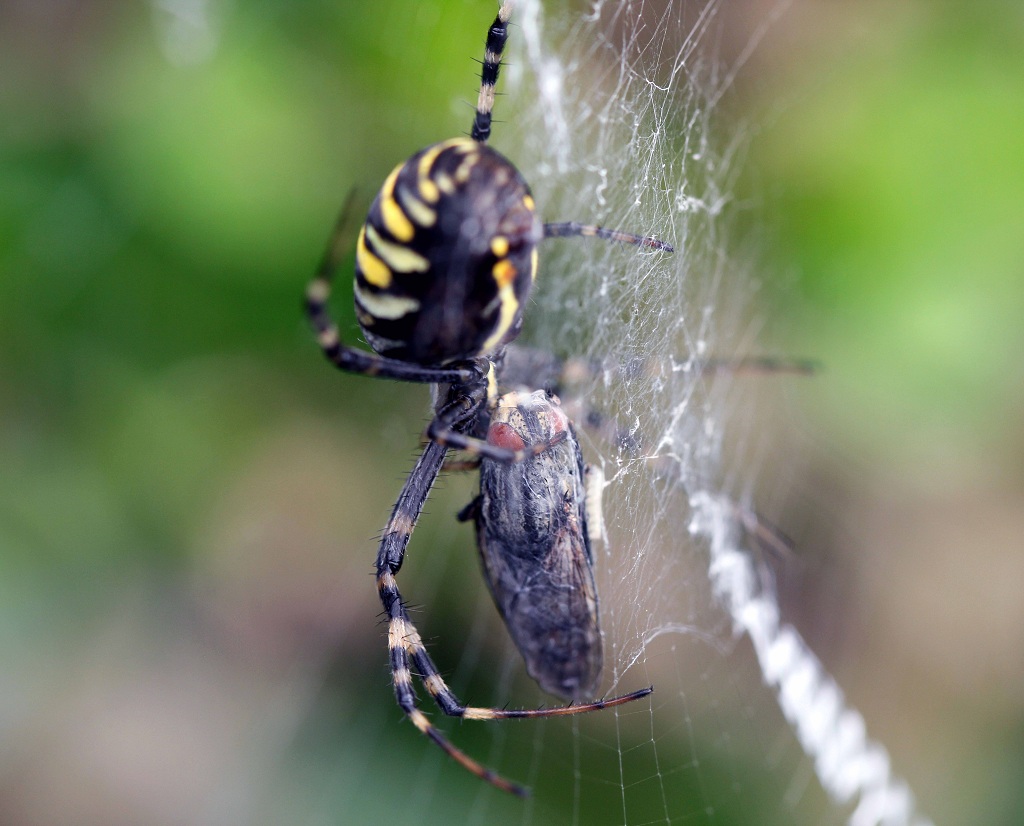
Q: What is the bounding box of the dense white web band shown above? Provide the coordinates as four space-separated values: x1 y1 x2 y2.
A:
692 493 933 826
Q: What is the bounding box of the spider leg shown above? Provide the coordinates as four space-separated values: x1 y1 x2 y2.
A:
502 344 817 394
384 593 529 796
499 345 805 580
428 414 567 463
543 221 674 252
406 634 653 722
471 1 513 144
427 379 569 463
375 439 529 796
502 344 817 455
304 203 473 385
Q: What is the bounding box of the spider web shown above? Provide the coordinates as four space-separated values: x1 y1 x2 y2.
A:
399 1 936 824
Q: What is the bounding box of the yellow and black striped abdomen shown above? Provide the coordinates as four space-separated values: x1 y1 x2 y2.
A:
354 138 542 365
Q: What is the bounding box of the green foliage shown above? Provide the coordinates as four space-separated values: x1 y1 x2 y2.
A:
751 6 1024 464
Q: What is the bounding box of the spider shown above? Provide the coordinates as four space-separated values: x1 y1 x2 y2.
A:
305 1 671 796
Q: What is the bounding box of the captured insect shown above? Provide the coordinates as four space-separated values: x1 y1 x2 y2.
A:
457 389 606 700
305 1 671 796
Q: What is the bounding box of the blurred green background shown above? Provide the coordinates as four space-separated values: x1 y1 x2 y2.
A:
2 0 1023 824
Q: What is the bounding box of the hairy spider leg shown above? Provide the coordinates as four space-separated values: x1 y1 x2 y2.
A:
428 390 568 462
304 204 474 385
471 1 513 143
543 221 674 252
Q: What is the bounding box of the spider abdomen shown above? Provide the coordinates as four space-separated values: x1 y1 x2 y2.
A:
472 390 603 700
355 138 542 365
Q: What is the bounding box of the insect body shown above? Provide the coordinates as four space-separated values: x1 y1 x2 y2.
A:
460 390 603 700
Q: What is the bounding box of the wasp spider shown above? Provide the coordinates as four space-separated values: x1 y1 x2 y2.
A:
305 1 670 796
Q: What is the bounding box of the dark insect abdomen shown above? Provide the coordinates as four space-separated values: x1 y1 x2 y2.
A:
354 138 542 365
473 391 603 700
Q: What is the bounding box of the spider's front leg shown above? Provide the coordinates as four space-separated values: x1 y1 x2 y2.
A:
374 440 528 794
374 375 536 795
373 375 529 795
